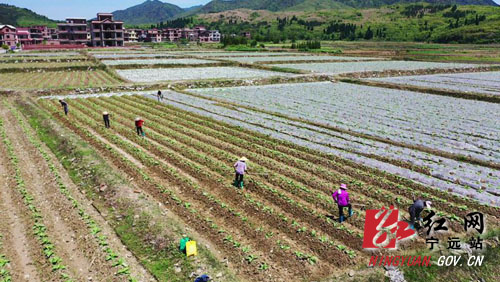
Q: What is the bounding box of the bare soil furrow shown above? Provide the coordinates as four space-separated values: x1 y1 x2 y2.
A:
40 99 316 281
131 95 498 216
0 106 121 281
74 97 363 257
0 147 42 282
9 101 156 282
71 98 352 268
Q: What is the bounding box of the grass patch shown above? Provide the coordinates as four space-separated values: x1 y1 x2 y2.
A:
225 45 263 52
115 210 194 282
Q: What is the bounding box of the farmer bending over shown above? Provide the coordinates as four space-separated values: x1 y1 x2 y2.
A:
234 157 248 188
59 99 68 116
135 117 145 137
157 90 163 102
332 183 352 223
409 199 432 230
103 112 110 128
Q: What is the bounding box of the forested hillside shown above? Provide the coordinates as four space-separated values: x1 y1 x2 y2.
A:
0 4 57 27
194 3 500 43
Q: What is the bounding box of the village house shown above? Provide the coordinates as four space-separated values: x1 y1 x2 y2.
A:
241 31 251 39
124 29 145 42
58 18 88 45
90 13 124 47
159 26 220 43
16 27 32 46
145 29 162 43
0 25 18 48
199 30 221 43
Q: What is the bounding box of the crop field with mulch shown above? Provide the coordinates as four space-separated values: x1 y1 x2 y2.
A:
0 47 498 282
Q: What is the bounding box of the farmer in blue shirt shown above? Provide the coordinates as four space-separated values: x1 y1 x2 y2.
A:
409 199 432 229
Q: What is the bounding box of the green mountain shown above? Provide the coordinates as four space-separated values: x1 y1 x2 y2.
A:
198 0 303 13
112 0 185 25
335 0 498 8
0 4 58 27
204 3 500 44
197 0 498 13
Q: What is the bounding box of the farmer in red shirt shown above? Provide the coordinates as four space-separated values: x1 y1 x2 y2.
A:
332 183 353 223
135 117 145 137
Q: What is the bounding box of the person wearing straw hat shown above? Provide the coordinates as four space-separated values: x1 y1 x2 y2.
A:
332 183 352 223
409 199 432 230
103 111 111 128
233 157 249 188
135 117 145 137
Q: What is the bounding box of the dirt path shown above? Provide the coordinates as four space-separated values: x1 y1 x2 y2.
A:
0 148 42 282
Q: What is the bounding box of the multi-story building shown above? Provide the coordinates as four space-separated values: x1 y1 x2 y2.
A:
58 18 88 45
90 13 124 47
209 30 221 43
48 28 58 40
16 27 32 46
161 28 181 42
28 26 44 44
145 29 161 43
0 25 17 48
198 30 221 43
124 29 143 42
160 26 220 43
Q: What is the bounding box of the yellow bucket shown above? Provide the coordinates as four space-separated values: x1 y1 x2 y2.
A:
186 241 197 257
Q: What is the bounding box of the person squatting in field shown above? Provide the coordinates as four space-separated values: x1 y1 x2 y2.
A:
59 99 68 116
135 117 145 137
408 199 432 230
234 157 248 188
103 112 110 128
332 183 353 223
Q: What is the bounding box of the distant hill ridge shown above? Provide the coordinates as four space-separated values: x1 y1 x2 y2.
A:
0 3 58 27
1 0 498 27
111 0 185 25
195 0 498 13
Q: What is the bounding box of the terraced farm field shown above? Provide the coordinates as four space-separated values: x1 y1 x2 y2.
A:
222 55 379 63
0 71 123 90
2 51 80 57
116 66 295 82
102 58 218 66
33 91 498 279
92 53 180 59
277 61 481 74
1 48 499 282
183 51 305 57
0 56 88 62
370 71 500 96
187 82 500 204
0 60 95 70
